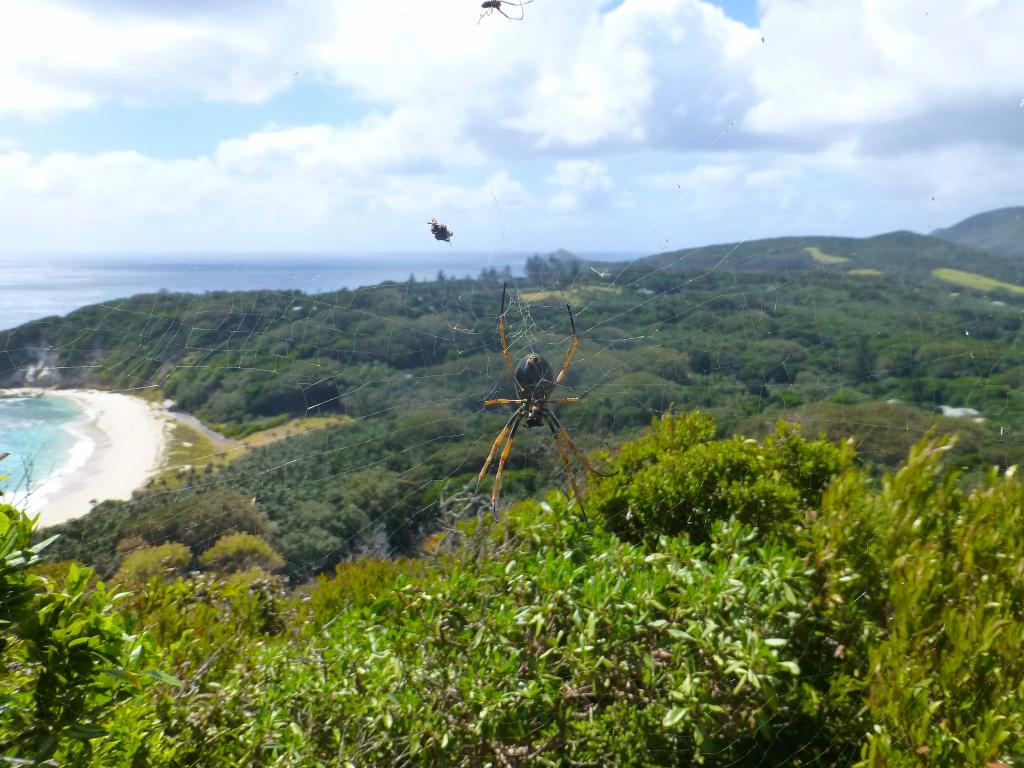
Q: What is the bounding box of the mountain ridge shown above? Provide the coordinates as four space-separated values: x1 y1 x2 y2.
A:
931 206 1024 258
600 227 1024 285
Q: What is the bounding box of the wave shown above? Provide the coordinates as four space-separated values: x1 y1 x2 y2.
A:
15 404 97 518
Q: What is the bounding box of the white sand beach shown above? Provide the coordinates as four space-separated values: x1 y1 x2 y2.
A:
4 389 171 527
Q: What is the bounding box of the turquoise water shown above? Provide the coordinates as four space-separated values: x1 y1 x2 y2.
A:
0 395 86 505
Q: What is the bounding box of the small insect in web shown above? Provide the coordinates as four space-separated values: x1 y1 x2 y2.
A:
478 0 534 24
478 283 609 533
428 218 454 244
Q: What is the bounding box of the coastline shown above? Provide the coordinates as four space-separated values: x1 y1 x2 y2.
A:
1 388 171 528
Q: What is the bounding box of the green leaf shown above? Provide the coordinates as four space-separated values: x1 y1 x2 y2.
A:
663 707 687 727
67 723 107 739
146 669 184 687
34 734 58 762
29 534 60 555
778 660 801 675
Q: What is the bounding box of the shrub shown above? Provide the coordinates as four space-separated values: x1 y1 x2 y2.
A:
589 410 847 542
44 488 275 578
198 532 284 574
815 439 1024 765
0 503 160 763
140 496 841 766
114 542 192 585
10 418 1024 766
307 557 429 625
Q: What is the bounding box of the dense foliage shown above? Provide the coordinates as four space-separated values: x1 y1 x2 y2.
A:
22 238 1024 578
5 231 1024 763
3 413 1022 765
1 503 164 762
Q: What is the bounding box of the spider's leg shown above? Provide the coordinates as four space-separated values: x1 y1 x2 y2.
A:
478 409 521 485
551 396 581 405
554 303 580 385
490 414 522 518
498 282 518 383
502 0 532 19
484 398 525 407
547 417 594 534
549 410 615 477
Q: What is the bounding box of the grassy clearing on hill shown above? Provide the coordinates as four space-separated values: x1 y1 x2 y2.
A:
241 414 354 446
933 267 1024 294
519 284 623 302
154 420 231 489
804 246 849 264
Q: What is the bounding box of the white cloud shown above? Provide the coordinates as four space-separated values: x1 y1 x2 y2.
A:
505 0 757 149
746 0 1024 135
214 110 483 178
0 125 532 252
547 160 612 212
0 0 1020 252
638 138 1024 245
0 0 323 116
6 0 1019 157
0 0 757 153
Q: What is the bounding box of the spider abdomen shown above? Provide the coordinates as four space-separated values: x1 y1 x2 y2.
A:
515 353 554 401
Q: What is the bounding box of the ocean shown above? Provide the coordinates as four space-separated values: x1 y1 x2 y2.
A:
0 393 90 513
0 252 539 331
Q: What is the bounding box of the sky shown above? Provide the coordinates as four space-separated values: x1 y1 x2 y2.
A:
0 0 1021 255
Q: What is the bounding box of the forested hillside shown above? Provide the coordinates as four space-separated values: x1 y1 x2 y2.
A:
6 238 1024 578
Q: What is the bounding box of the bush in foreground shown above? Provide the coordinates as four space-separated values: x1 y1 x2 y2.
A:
5 412 1023 766
0 503 163 763
589 410 846 543
136 498 837 766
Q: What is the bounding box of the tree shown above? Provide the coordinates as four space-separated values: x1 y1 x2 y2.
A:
114 542 192 585
199 532 285 574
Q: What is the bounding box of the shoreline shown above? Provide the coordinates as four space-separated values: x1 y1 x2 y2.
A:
1 388 171 528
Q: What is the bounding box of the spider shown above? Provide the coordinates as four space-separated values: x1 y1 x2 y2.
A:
478 283 606 532
428 218 454 244
478 0 534 24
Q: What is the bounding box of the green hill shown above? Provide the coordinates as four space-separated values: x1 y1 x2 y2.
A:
8 219 1024 578
931 206 1024 258
604 229 1024 285
21 263 1024 580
